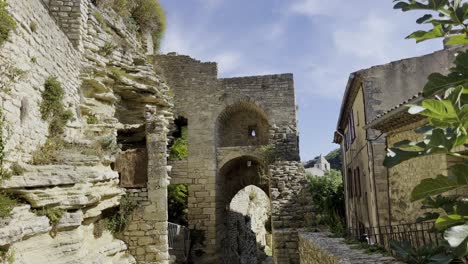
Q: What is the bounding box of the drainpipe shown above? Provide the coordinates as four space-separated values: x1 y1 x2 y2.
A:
335 130 350 228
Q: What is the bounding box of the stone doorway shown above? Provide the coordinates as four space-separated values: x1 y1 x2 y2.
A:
216 156 272 264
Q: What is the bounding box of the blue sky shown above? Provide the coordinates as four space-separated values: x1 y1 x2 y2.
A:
159 0 443 161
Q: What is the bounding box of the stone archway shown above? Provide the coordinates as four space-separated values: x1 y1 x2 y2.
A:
216 101 269 147
225 185 271 264
216 156 271 264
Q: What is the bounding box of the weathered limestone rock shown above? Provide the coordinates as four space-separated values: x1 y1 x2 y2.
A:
56 211 84 230
83 196 121 219
11 225 136 264
0 205 51 246
12 179 124 209
1 165 119 189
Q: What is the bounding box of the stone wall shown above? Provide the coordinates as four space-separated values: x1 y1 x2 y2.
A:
298 232 401 264
270 161 313 264
156 54 303 263
386 120 466 224
47 0 89 50
0 0 172 263
1 0 82 162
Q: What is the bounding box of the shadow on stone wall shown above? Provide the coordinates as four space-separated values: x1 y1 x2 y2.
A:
222 211 271 264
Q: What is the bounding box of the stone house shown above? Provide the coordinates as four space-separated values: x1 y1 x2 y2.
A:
366 96 468 224
305 155 330 176
333 47 461 236
0 0 312 263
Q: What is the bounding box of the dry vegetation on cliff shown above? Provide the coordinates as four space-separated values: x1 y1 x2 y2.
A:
94 0 166 52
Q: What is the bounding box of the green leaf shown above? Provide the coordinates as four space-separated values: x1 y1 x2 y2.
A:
446 34 468 46
451 164 468 186
416 212 440 223
417 14 433 24
411 175 458 201
384 148 424 168
423 51 468 96
406 24 445 43
435 214 465 230
428 254 453 264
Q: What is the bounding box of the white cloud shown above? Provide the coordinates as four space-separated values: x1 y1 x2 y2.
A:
288 0 341 16
333 14 396 64
213 52 242 75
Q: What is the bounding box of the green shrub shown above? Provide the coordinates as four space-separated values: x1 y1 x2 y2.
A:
29 21 37 33
0 247 14 264
168 184 188 225
0 109 13 181
131 0 166 52
86 115 99 124
0 1 16 47
99 42 116 56
0 193 17 218
307 169 346 234
93 10 106 27
10 162 25 176
105 195 137 233
169 127 188 160
40 77 72 136
36 207 64 224
31 56 37 64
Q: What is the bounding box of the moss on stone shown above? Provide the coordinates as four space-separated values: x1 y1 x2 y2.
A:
0 1 16 47
29 21 37 33
10 162 25 176
82 79 109 97
86 115 99 124
0 193 17 218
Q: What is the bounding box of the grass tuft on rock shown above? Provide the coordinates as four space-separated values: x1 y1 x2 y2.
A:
31 137 65 165
0 1 16 47
0 193 17 218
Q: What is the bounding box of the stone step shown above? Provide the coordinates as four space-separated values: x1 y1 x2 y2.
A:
1 164 118 189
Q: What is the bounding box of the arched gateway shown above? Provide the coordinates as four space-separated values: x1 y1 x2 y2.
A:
157 53 312 264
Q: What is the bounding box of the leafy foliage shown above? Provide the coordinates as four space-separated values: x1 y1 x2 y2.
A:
393 0 468 45
169 126 188 160
105 195 137 233
94 0 166 52
31 137 65 165
0 193 16 218
0 0 16 47
387 2 468 260
168 184 188 225
307 169 346 235
40 77 73 137
390 240 453 264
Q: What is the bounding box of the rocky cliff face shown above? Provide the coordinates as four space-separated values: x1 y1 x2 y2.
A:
0 0 172 263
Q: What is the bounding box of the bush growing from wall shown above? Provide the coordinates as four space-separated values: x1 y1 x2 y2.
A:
94 0 166 52
168 184 188 225
169 126 188 160
307 169 346 235
0 0 16 47
40 77 73 137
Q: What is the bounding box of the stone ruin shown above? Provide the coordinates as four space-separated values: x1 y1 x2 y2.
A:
0 0 312 263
